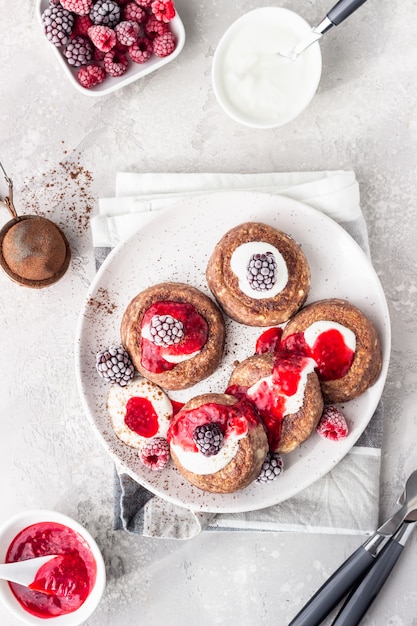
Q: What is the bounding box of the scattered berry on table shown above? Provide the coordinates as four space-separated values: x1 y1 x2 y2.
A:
123 1 146 22
89 0 121 27
104 50 129 76
153 30 175 57
129 36 153 63
193 423 224 456
151 0 175 23
247 252 277 292
95 345 135 385
139 438 170 470
41 5 75 47
316 406 349 441
256 452 284 484
61 0 93 16
115 20 141 46
64 35 93 66
145 14 168 38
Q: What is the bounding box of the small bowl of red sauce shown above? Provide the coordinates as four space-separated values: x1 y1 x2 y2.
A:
0 510 106 625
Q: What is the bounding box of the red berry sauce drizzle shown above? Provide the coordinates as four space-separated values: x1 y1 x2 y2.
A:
281 328 354 381
140 301 208 373
6 522 96 619
167 399 259 452
125 396 160 437
227 323 355 450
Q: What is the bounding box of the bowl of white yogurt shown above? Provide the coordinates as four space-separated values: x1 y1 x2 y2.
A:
212 7 322 129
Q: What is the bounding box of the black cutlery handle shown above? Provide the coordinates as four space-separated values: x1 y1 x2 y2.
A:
327 0 368 26
288 547 375 626
331 540 404 626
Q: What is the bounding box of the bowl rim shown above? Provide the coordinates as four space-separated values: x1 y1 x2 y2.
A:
212 6 322 129
0 510 106 625
35 0 186 97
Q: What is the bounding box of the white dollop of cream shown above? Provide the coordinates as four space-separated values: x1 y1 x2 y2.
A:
230 241 288 300
303 321 356 353
107 377 172 449
247 357 316 417
171 438 240 475
141 323 201 363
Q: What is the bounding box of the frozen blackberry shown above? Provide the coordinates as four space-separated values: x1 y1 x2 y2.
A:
96 345 135 386
41 5 75 47
149 314 184 347
89 0 121 27
64 36 93 67
193 423 224 456
247 252 277 292
256 452 284 483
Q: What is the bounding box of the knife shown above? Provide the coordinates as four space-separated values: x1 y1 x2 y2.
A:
330 519 416 625
288 469 417 626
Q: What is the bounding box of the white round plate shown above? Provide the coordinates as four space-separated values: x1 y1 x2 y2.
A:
75 192 390 513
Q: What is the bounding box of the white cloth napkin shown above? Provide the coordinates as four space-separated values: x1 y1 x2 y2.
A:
91 171 383 539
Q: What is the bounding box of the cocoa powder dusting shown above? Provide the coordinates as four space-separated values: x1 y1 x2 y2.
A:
86 287 118 318
20 149 95 237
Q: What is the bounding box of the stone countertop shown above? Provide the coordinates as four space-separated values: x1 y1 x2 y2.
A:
1 1 416 624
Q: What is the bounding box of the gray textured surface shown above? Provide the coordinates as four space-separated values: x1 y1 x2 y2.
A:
1 0 417 624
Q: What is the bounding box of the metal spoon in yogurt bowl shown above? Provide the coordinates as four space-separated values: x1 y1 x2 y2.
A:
279 0 369 61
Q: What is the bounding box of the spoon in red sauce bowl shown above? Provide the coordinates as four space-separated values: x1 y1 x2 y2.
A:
0 555 59 592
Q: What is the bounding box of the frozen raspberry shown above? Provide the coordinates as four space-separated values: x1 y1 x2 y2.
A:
193 423 223 457
316 406 349 441
151 0 175 23
153 31 175 57
64 35 93 66
78 64 107 87
49 0 62 6
256 452 284 484
135 0 152 7
61 0 93 16
139 438 170 470
115 20 140 46
88 24 116 51
96 345 135 385
42 5 75 47
89 0 121 27
104 50 129 76
144 15 168 38
93 46 106 60
129 36 152 63
123 2 147 22
71 14 93 37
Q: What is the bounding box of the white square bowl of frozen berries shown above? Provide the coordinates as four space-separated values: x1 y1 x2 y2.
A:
36 0 185 96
